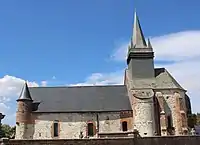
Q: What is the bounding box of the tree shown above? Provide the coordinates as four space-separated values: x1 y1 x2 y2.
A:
196 113 200 125
0 124 15 138
187 113 200 129
188 114 197 128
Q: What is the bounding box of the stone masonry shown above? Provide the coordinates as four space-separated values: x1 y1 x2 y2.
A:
15 112 133 139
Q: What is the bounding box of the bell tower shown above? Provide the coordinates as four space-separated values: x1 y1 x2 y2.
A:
127 11 156 137
127 11 155 81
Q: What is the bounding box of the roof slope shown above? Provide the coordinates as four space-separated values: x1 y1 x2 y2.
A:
154 68 185 90
25 68 184 113
29 85 132 113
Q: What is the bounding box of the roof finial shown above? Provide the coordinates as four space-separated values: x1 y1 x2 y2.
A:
132 10 147 48
147 38 152 48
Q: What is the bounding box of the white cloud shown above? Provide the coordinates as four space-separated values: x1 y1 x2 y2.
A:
0 75 38 98
41 81 48 87
0 75 39 125
69 71 124 86
110 42 129 61
0 103 10 114
153 31 200 61
111 30 200 62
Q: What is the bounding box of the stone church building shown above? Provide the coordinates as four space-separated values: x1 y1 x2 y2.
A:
15 11 191 139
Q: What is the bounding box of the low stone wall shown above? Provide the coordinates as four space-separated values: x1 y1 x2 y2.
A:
0 136 200 145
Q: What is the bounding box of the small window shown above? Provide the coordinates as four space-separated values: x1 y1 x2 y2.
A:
167 116 172 128
53 121 59 137
87 123 94 136
122 121 128 131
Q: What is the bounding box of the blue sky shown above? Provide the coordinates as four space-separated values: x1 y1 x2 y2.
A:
1 0 200 125
0 0 199 84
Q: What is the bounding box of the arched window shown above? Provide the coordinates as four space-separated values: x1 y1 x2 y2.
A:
122 121 128 131
87 123 94 136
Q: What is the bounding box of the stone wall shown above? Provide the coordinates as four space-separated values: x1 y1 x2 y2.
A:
15 111 133 139
155 89 188 136
1 136 200 145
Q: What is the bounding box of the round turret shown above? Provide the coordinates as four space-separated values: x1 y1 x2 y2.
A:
15 82 34 139
16 82 33 124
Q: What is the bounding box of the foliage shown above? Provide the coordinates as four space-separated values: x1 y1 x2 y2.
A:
0 124 15 139
188 113 200 128
188 114 197 128
196 113 200 125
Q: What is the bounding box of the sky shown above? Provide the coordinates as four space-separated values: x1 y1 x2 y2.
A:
0 0 200 126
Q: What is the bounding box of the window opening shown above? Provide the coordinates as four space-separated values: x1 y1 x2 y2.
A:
87 123 94 136
122 121 128 131
167 116 172 128
53 121 59 137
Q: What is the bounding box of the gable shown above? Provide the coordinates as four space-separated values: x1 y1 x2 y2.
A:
29 85 132 113
154 68 185 90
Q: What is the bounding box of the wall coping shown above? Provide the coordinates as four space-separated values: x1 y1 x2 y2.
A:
1 136 200 142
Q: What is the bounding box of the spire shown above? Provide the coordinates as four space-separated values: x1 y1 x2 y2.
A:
132 11 147 48
147 38 152 48
127 10 154 65
17 81 32 101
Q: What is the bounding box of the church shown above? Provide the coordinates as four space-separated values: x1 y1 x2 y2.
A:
15 11 191 139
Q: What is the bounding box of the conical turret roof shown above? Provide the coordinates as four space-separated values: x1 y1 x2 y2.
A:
17 81 32 101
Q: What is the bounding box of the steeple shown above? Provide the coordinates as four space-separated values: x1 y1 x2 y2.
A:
127 11 154 65
131 11 147 48
126 10 156 137
17 81 32 101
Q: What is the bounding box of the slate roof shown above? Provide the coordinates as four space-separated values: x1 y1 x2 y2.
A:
28 85 132 113
18 68 185 113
